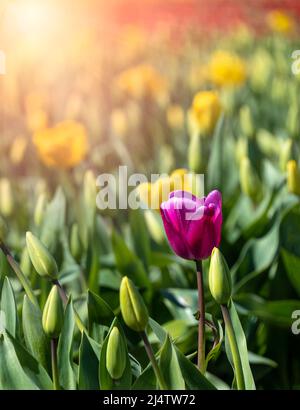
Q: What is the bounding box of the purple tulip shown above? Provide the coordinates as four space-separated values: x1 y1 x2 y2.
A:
160 190 222 260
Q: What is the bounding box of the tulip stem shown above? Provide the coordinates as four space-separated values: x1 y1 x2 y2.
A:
51 338 60 390
221 304 245 390
196 260 206 373
0 240 39 308
140 331 168 390
53 279 86 333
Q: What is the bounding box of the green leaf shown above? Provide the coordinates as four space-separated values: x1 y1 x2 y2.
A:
0 331 52 390
235 293 300 328
225 301 255 390
233 218 280 290
129 209 151 271
149 318 215 390
281 248 300 296
132 362 157 390
205 319 224 367
99 318 132 390
22 295 50 372
1 277 18 338
87 290 115 331
207 116 238 196
112 231 150 288
78 332 100 390
280 205 300 257
57 300 76 390
160 335 185 389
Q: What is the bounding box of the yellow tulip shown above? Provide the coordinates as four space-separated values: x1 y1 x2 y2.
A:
33 121 89 169
191 91 221 135
137 169 195 211
115 64 167 101
209 50 247 88
267 10 295 35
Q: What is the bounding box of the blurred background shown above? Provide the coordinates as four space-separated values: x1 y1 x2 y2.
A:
0 0 300 179
1 0 300 390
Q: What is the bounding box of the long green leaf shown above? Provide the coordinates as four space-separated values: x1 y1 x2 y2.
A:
57 300 76 389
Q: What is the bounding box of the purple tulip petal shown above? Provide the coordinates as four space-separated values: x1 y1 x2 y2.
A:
160 189 222 260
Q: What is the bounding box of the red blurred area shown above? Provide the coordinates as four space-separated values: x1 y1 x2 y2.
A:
101 0 300 33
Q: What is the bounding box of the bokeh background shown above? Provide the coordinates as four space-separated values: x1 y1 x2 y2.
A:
0 0 300 390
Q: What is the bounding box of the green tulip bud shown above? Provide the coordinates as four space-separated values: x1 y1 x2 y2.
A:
20 247 32 277
235 137 248 165
208 248 232 305
144 210 164 244
279 139 298 172
239 105 254 138
287 103 299 139
106 327 127 380
256 129 280 158
239 156 262 203
0 178 13 217
120 276 149 332
42 285 64 338
70 223 82 263
188 133 204 174
26 232 58 279
287 160 300 196
34 193 47 227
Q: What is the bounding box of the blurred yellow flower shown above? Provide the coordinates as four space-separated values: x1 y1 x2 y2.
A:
209 50 247 88
110 109 128 138
115 64 168 101
166 104 184 130
267 10 295 35
137 168 200 211
33 121 89 169
190 90 221 135
10 136 28 165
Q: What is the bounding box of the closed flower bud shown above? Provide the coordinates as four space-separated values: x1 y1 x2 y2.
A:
26 232 58 279
144 210 165 244
239 105 254 138
106 327 127 380
287 104 299 139
0 178 13 217
70 223 82 263
287 160 300 196
20 247 32 277
280 139 298 172
120 276 149 332
188 133 204 174
34 193 47 227
209 247 232 305
42 285 64 338
239 156 262 202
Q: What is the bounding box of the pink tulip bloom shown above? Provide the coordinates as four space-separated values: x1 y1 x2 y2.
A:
160 190 222 260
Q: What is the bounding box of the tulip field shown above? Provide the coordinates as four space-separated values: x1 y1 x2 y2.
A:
0 0 300 392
